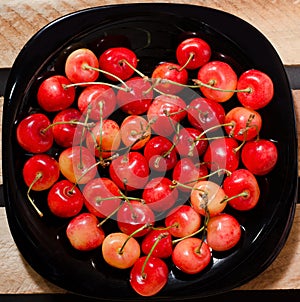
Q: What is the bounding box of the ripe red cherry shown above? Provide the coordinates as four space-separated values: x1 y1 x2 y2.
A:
52 108 85 148
130 256 169 297
99 47 137 81
147 94 187 137
203 137 240 172
197 60 237 102
66 212 105 251
142 177 178 212
83 177 122 218
23 154 60 191
206 213 242 252
176 37 211 70
85 119 121 160
65 48 99 83
151 62 188 94
237 69 274 110
77 84 116 120
143 136 177 172
16 113 53 153
187 97 225 132
109 152 149 191
223 169 260 211
165 205 201 238
47 179 84 218
116 76 153 115
224 107 262 141
58 146 97 184
190 180 227 217
117 201 155 237
37 75 76 112
141 228 173 258
172 238 211 274
241 139 278 175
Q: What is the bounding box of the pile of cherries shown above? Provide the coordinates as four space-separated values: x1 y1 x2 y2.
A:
16 35 278 297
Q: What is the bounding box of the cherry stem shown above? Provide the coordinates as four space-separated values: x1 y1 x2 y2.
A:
26 172 43 217
120 59 147 79
141 233 167 279
119 223 152 255
172 225 205 244
178 52 194 71
41 120 95 134
192 79 252 93
97 202 124 227
221 191 249 204
63 81 130 92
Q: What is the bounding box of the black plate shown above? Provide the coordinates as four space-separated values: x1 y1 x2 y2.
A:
2 3 298 301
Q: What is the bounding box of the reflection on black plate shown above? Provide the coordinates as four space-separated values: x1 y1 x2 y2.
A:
2 3 298 301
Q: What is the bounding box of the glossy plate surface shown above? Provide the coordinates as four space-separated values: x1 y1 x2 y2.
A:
2 3 298 300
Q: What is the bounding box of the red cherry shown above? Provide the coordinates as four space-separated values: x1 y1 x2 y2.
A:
116 76 153 115
66 212 105 251
143 136 177 172
196 60 237 102
237 69 274 110
206 213 241 252
176 37 211 70
16 113 53 153
130 256 169 297
83 177 122 218
223 169 260 211
47 179 84 218
147 94 187 137
172 238 211 274
37 75 76 112
65 48 99 83
142 177 178 212
77 84 116 120
151 62 188 94
224 107 262 141
99 47 137 81
109 152 149 191
203 137 240 172
241 139 278 175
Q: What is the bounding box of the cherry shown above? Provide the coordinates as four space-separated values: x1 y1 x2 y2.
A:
142 177 178 212
176 37 211 70
172 158 208 192
52 108 85 148
16 113 53 153
143 136 177 172
206 213 241 252
151 62 188 94
83 177 122 218
77 84 117 120
203 137 240 173
120 115 151 150
99 47 137 81
196 60 238 102
58 146 97 184
187 97 225 132
85 119 121 160
130 256 169 297
237 69 274 110
109 152 149 191
172 238 211 274
165 205 201 238
190 180 227 217
37 75 76 112
66 212 105 251
224 107 262 141
223 169 260 211
147 94 187 137
117 201 155 237
141 228 173 258
65 48 99 83
102 232 140 269
241 139 278 175
47 179 84 218
116 76 153 115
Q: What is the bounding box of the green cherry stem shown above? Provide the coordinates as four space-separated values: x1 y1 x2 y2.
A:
26 172 44 217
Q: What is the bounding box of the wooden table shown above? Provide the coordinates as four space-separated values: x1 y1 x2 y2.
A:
0 0 300 299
